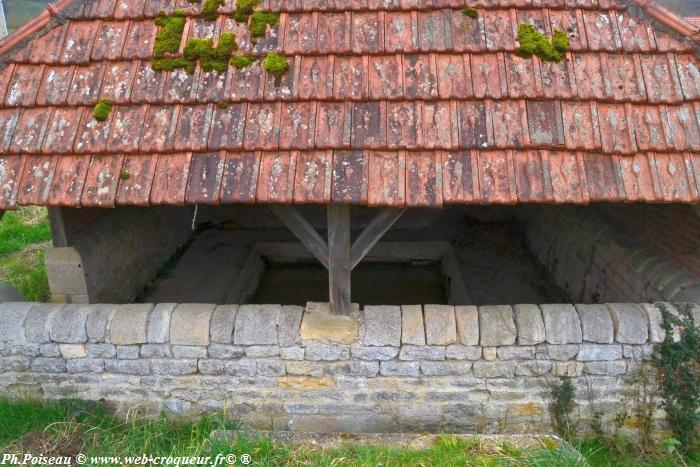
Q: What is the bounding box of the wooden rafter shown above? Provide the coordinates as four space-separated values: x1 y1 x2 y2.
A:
269 205 329 269
351 208 406 269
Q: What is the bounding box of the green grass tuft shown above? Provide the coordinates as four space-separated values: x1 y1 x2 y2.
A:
233 0 261 23
153 10 187 57
262 52 289 78
202 0 225 21
183 32 238 73
462 7 478 18
92 100 112 121
231 54 257 69
249 11 280 39
516 23 569 62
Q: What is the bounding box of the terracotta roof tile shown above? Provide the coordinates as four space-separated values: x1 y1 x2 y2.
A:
0 0 697 209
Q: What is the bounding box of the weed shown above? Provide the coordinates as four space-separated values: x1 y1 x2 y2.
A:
202 0 224 21
550 376 576 440
92 100 112 122
462 7 478 19
233 0 260 23
249 11 279 39
263 51 289 78
231 54 257 69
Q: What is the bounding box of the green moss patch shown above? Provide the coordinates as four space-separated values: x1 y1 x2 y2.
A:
516 24 569 62
93 100 112 122
153 10 187 57
203 0 225 21
249 11 280 39
462 7 478 19
234 0 260 23
231 54 257 69
183 32 238 72
263 52 289 78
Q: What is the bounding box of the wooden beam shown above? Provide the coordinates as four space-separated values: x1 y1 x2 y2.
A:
350 208 406 269
327 204 352 315
270 205 329 269
47 207 69 247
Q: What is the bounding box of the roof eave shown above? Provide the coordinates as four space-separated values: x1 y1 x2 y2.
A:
633 0 700 45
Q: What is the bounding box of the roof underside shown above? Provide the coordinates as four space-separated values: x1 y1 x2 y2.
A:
0 0 699 209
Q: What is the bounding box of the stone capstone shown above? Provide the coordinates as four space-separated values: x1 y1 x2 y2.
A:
48 304 88 344
576 304 614 344
110 304 152 345
513 305 545 345
479 306 516 346
424 305 456 345
300 308 358 344
148 304 175 344
170 304 215 346
401 305 425 345
361 306 401 347
278 306 303 347
455 306 479 346
210 305 237 344
541 304 582 344
234 305 281 345
607 304 649 344
24 304 58 344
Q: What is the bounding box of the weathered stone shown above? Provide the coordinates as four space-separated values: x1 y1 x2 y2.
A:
280 346 305 360
553 362 583 377
543 344 580 361
507 402 544 419
210 305 237 344
198 359 225 375
380 361 420 377
277 376 335 389
49 304 90 344
0 302 33 342
257 359 286 376
401 305 425 345
25 304 60 343
0 355 31 372
497 346 535 360
116 345 139 360
305 341 350 361
85 305 115 342
67 358 104 373
398 345 445 361
576 304 614 344
577 344 623 361
147 304 175 343
607 304 649 344
208 344 244 359
541 304 582 344
482 347 497 361
151 359 198 376
0 343 39 356
278 306 303 347
140 344 172 358
234 305 281 345
445 345 481 360
351 345 399 361
361 306 401 347
104 359 150 375
515 361 552 376
31 357 66 373
110 304 152 345
85 343 116 358
0 284 23 301
246 346 280 358
513 305 545 345
454 306 479 346
623 344 653 361
424 305 457 345
59 344 86 359
172 345 208 358
583 361 626 375
479 306 516 346
224 359 257 376
285 361 323 377
40 343 61 357
325 361 379 377
640 304 666 343
170 304 215 346
472 361 516 378
300 308 358 344
421 361 471 376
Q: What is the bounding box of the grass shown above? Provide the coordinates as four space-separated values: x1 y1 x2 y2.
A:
0 399 696 466
0 206 51 301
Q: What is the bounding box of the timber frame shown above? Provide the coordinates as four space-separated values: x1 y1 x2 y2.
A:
270 205 406 315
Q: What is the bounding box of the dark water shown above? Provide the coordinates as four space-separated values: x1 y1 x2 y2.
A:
253 262 447 306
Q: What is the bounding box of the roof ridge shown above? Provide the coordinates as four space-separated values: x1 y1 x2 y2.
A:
633 0 700 42
0 0 78 57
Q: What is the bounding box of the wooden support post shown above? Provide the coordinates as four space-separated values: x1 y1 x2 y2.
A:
351 208 406 269
327 204 351 315
270 205 329 269
47 207 69 247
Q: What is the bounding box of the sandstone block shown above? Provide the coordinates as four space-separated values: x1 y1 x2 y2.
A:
110 304 152 345
85 305 115 342
31 357 66 373
482 347 497 361
455 306 479 346
513 305 545 345
445 345 481 360
577 344 623 361
257 359 286 376
224 359 257 376
576 304 614 344
380 361 420 377
234 305 281 345
479 306 516 346
25 304 59 343
300 308 358 344
67 358 104 373
277 376 335 389
401 305 425 345
278 306 303 347
398 345 445 361
424 305 457 345
541 304 582 344
104 359 150 375
147 304 175 343
49 304 90 344
361 306 401 347
198 359 225 375
116 345 139 360
497 346 535 360
325 361 379 377
208 344 244 359
59 344 86 359
151 359 198 376
472 361 516 378
583 361 626 376
40 343 61 357
0 303 33 342
421 361 471 376
210 305 237 344
607 304 649 344
85 343 116 358
140 344 172 358
285 361 323 377
515 361 552 376
543 344 580 361
170 304 215 346
351 345 398 361
641 304 666 343
172 345 208 358
279 346 305 360
305 341 350 361
553 362 583 377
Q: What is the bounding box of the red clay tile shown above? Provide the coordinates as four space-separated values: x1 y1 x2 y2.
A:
163 69 199 104
654 153 693 202
600 53 646 102
455 101 488 150
489 100 528 149
42 107 84 155
0 109 21 152
662 104 700 152
36 66 75 106
107 105 148 153
228 61 266 101
422 101 455 150
573 54 608 100
245 103 281 150
478 150 517 204
122 21 158 60
687 154 700 199
318 12 351 54
67 63 106 106
150 153 192 205
298 56 333 100
387 101 421 149
294 150 333 204
219 152 261 204
332 150 368 204
385 12 417 53
483 10 515 51
514 150 552 203
84 0 116 18
675 54 700 101
333 56 364 100
47 155 91 206
140 105 179 153
185 152 225 204
450 9 485 53
549 10 587 51
630 105 667 151
406 151 442 207
527 101 564 147
504 54 540 99
257 151 297 203
597 103 636 154
470 53 506 99
640 54 684 104
352 12 383 54
368 151 406 207
81 155 125 207
197 69 229 103
59 21 99 65
653 28 693 53
618 153 658 202
99 62 138 103
9 108 52 154
315 102 352 149
561 101 602 151
116 154 158 206
114 0 145 19
4 64 43 107
91 21 129 61
582 153 622 201
441 151 479 204
29 24 68 63
369 55 403 100
144 0 177 16
418 10 447 51
263 57 299 101
403 54 438 99
352 102 386 149
539 56 576 99
16 155 58 205
208 103 247 151
437 54 471 99
582 11 621 51
616 11 656 52
131 61 167 103
173 105 213 152
75 106 113 154
280 102 317 150
543 150 588 204
284 13 318 54
0 156 26 209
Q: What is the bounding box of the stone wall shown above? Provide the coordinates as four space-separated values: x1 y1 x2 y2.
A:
527 205 700 304
2 301 697 434
46 206 195 304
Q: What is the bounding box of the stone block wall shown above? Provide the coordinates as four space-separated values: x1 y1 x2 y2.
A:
2 301 698 434
527 205 700 303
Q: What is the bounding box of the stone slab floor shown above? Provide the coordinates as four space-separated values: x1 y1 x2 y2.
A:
138 209 568 306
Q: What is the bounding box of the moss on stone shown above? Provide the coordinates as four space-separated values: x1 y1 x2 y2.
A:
119 171 132 181
93 100 112 122
231 54 257 69
263 52 288 78
216 101 230 109
153 10 187 57
183 32 238 72
203 0 225 21
152 57 196 73
234 0 261 23
462 7 478 19
249 11 280 39
516 23 569 62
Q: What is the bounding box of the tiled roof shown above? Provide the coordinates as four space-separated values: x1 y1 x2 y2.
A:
687 17 700 29
0 0 699 209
